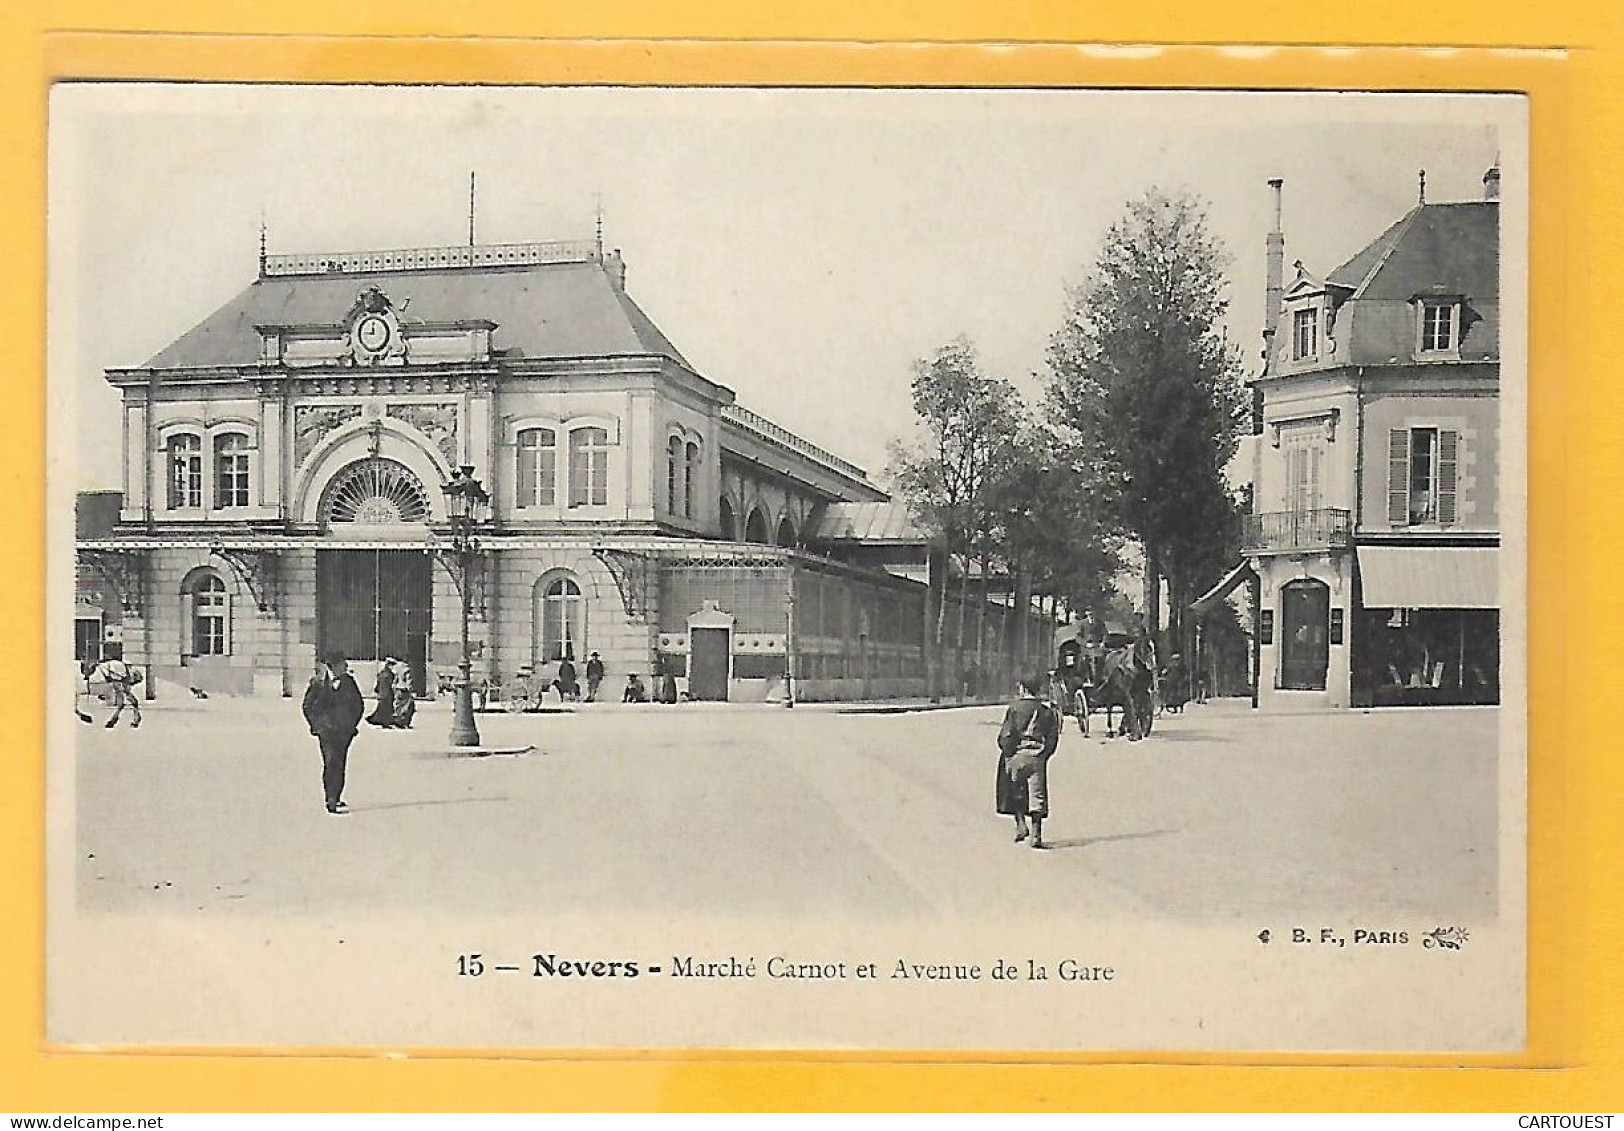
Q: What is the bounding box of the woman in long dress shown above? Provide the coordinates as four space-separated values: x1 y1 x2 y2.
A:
366 661 397 728
995 673 1062 849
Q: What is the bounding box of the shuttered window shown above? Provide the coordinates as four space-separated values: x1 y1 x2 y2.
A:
1388 426 1461 528
1387 429 1409 526
1437 430 1459 525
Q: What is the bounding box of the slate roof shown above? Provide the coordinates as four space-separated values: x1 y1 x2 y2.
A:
143 259 691 370
1327 202 1499 301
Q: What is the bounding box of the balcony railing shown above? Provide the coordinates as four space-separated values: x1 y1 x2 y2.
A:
1241 507 1352 554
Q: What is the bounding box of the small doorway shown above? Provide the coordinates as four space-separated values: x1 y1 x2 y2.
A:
1279 579 1330 690
686 601 734 701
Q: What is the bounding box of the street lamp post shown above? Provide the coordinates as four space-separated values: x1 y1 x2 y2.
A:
439 465 490 748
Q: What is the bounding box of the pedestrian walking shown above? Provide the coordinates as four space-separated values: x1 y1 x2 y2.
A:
366 660 397 728
995 672 1061 849
302 651 364 815
585 652 605 702
90 647 143 730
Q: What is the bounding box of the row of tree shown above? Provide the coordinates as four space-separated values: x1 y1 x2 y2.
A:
888 188 1250 676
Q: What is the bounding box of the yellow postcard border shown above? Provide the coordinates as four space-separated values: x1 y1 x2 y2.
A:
1 15 1606 1112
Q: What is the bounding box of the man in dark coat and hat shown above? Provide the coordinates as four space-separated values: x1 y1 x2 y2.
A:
302 651 365 814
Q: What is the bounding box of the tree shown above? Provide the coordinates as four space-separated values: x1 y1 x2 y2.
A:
888 337 1024 697
1045 188 1247 646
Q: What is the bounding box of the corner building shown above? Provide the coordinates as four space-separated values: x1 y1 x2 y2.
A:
78 238 1052 701
1243 171 1501 709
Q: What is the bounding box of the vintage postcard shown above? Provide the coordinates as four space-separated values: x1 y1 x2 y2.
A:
46 83 1527 1053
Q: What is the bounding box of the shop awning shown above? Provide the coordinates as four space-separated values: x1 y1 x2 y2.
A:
1356 546 1498 609
1189 560 1255 616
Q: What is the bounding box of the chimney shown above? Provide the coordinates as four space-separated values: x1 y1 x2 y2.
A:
1264 178 1284 349
604 247 627 290
1483 163 1501 200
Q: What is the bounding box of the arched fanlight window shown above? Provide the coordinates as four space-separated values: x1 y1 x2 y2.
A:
167 433 203 509
214 432 252 509
569 427 609 508
516 428 557 508
535 574 585 663
321 458 432 525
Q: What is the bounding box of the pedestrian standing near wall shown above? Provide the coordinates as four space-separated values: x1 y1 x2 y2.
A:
995 672 1061 850
91 645 143 730
302 651 364 815
585 652 605 702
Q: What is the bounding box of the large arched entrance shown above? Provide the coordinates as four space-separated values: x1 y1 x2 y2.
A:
314 458 434 693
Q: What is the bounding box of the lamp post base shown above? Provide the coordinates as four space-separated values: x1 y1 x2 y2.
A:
449 663 482 747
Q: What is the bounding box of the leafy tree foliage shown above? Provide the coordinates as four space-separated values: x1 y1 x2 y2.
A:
1045 188 1248 638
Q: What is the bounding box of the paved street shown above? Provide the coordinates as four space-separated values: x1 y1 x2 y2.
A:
72 695 1501 923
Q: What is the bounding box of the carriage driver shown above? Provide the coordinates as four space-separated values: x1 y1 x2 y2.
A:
1080 608 1107 685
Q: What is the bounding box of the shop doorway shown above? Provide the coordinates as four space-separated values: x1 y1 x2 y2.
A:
1279 579 1330 690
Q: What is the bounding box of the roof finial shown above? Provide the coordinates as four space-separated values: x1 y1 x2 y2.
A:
468 171 477 248
594 193 604 260
258 210 267 277
1418 168 1427 205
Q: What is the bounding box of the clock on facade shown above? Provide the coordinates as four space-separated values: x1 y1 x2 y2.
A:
356 314 392 354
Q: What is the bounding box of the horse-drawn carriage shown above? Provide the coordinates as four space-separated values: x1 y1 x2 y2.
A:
1051 620 1159 739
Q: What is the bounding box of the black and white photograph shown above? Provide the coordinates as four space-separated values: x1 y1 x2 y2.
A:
47 83 1527 1052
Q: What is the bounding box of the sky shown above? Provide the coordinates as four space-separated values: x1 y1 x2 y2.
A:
49 84 1522 492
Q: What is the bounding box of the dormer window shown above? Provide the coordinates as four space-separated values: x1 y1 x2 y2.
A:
1419 300 1460 354
1292 307 1319 360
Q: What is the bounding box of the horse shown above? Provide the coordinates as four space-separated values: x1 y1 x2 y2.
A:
1093 647 1155 741
1052 647 1155 740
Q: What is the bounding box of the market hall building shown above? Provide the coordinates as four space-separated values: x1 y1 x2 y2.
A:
1224 169 1502 709
76 236 1052 702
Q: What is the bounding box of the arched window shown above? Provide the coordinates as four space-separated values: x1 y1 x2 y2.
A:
569 427 609 508
167 433 203 509
684 442 700 518
776 516 797 548
214 433 252 509
667 436 683 515
744 507 769 544
719 497 737 540
535 574 584 663
182 569 230 656
516 428 557 509
320 458 432 525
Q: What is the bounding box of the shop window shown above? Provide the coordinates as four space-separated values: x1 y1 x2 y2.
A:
214 432 251 509
515 428 557 508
